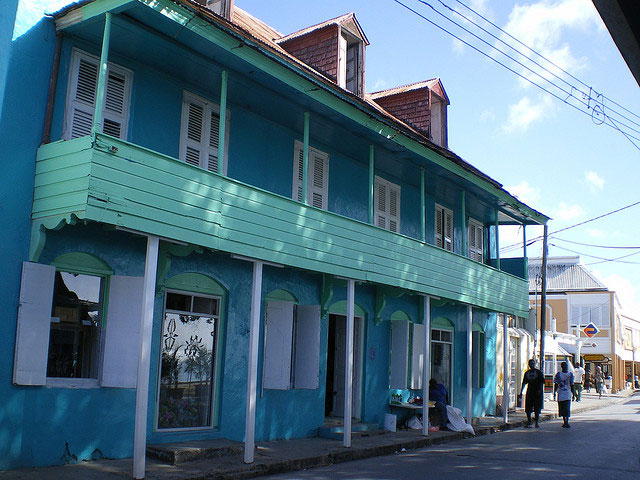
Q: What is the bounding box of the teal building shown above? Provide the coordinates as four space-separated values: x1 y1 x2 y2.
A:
0 0 547 471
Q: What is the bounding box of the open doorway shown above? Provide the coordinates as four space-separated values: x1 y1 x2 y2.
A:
325 314 363 419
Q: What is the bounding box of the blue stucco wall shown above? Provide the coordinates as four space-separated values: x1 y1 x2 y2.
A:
0 18 58 471
0 0 19 115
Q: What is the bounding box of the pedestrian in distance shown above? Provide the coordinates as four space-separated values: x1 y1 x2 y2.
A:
572 362 585 402
518 359 544 428
554 361 574 428
594 366 604 399
635 374 639 389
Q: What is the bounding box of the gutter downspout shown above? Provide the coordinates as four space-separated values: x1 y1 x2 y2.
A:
42 32 62 144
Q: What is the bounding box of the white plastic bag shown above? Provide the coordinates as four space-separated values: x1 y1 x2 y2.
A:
445 405 475 435
407 415 423 430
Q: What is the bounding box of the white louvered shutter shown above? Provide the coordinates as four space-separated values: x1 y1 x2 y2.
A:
444 208 453 251
468 220 484 262
310 150 328 209
375 180 387 228
65 50 131 140
435 204 453 251
292 141 329 209
263 300 294 390
375 177 400 232
435 205 444 248
180 92 223 173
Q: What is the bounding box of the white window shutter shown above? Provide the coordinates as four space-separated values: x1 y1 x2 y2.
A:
375 179 387 228
13 262 56 386
410 323 425 390
65 50 131 140
310 150 329 209
101 275 144 388
180 92 224 173
293 305 320 389
388 184 400 233
435 206 443 248
468 220 484 262
444 208 453 251
389 320 410 389
263 300 294 390
292 141 329 209
292 144 304 202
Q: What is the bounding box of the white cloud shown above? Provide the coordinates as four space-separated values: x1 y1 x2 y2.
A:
479 109 495 123
587 229 605 238
370 79 388 92
502 0 600 85
505 180 540 205
553 202 584 221
502 95 553 133
596 272 640 318
585 170 605 191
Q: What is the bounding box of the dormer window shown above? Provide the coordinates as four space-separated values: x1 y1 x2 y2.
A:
202 0 233 20
338 31 363 95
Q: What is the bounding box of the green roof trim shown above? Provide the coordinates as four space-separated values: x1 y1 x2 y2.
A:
432 316 454 330
328 300 366 319
266 289 298 303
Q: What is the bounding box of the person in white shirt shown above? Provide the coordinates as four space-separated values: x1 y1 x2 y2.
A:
572 362 585 402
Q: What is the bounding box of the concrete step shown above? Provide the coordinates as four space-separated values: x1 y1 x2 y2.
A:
146 438 243 465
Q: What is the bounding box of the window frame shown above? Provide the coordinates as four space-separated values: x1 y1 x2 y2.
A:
62 48 133 141
178 90 231 175
374 175 401 233
46 269 108 386
155 288 222 432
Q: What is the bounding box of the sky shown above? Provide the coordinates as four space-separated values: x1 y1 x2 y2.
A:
14 0 640 317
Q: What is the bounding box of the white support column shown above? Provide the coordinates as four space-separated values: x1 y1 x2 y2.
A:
422 296 431 436
132 235 159 480
502 313 509 424
344 278 355 447
244 260 263 464
466 305 473 426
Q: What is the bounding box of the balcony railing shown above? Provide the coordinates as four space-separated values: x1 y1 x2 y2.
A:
33 134 529 316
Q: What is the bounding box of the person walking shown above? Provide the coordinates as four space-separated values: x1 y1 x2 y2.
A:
594 366 604 399
554 361 574 428
572 362 585 402
518 359 544 428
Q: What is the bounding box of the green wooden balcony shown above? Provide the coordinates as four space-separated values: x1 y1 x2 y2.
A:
32 134 529 316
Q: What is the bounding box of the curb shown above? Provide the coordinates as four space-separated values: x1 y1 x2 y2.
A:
206 393 633 480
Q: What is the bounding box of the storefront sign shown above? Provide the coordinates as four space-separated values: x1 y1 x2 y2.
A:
583 322 600 338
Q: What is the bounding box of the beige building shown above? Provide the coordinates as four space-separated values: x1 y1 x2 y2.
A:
528 256 637 392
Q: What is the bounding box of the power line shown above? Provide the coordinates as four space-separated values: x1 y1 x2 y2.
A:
553 237 640 250
499 200 640 253
453 0 640 126
549 243 640 265
392 0 640 149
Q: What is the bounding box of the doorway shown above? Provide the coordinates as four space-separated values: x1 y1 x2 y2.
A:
325 314 363 419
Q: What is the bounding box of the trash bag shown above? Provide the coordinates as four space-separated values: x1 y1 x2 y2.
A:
445 405 475 435
407 415 423 430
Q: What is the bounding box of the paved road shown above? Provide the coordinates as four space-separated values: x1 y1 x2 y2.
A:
265 393 640 479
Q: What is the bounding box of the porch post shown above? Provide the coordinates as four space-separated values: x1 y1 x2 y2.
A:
466 305 473 425
503 313 509 423
420 170 426 242
132 235 159 480
495 211 500 270
522 225 527 278
344 278 355 447
368 145 375 224
217 70 228 175
244 260 263 463
92 12 112 136
302 112 310 205
461 191 467 255
421 295 431 435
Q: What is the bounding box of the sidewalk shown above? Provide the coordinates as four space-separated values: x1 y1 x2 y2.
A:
2 389 636 480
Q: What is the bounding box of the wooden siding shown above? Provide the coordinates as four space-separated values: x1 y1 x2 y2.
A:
32 134 530 316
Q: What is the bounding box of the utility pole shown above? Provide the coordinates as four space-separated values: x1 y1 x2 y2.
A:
539 225 548 378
